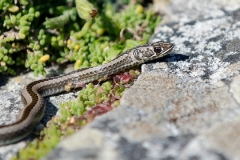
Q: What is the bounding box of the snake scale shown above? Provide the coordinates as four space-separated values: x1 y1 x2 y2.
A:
0 41 173 146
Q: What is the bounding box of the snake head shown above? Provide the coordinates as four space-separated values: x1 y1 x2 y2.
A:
131 41 174 62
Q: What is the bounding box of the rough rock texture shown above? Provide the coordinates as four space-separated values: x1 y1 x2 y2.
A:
0 65 78 160
45 0 240 160
1 0 240 160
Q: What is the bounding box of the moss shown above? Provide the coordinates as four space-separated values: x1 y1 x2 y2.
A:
14 69 140 160
0 0 160 75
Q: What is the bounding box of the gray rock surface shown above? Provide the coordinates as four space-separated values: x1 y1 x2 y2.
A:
1 0 240 160
45 0 240 160
0 65 78 160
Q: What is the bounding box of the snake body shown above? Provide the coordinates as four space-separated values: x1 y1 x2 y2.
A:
0 41 173 146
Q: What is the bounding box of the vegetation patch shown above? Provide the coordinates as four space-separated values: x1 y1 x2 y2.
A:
4 0 162 159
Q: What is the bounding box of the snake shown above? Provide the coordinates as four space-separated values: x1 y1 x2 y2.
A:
0 41 173 146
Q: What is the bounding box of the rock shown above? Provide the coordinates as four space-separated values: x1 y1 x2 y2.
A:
1 0 240 159
0 65 77 160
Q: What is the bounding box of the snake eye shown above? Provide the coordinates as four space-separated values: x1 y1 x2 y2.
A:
154 46 162 53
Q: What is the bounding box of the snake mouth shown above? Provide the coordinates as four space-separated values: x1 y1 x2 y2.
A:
163 42 174 52
161 42 174 57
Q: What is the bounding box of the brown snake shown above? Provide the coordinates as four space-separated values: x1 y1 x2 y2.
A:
0 41 173 146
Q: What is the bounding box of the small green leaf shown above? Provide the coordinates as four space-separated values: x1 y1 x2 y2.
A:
75 0 97 20
8 5 19 13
